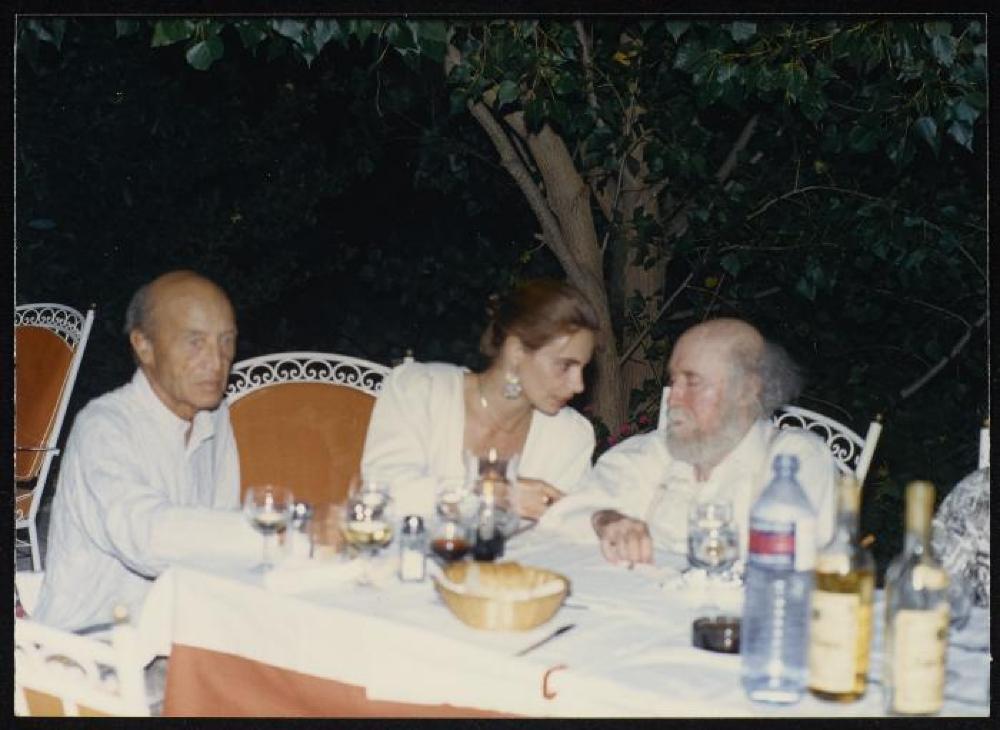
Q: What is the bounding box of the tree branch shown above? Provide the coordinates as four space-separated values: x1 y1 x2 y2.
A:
618 272 694 365
502 109 600 282
663 114 759 240
714 114 759 184
746 185 884 221
898 310 987 401
956 242 987 283
466 100 567 262
869 287 971 328
574 20 600 114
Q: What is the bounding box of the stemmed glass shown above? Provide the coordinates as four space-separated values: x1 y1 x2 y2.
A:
474 451 522 541
243 485 295 573
431 478 477 564
687 499 739 615
342 481 395 585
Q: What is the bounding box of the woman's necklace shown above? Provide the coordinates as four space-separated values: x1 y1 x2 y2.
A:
476 374 529 434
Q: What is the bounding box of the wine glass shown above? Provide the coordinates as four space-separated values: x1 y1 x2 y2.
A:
431 479 477 564
687 500 739 577
243 485 294 573
474 451 521 540
687 499 739 618
342 481 394 585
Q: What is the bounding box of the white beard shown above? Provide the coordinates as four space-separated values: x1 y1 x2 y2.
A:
665 399 752 468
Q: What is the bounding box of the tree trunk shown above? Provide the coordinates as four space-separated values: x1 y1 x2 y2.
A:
621 251 668 401
613 146 670 410
515 121 627 430
463 97 626 430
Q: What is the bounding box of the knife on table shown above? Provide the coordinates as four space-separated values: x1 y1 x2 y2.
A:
514 623 576 657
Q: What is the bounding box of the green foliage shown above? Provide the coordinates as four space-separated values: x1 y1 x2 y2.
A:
437 18 985 569
15 18 539 413
16 16 986 577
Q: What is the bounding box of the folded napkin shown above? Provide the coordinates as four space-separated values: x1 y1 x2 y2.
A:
658 569 744 614
262 557 362 593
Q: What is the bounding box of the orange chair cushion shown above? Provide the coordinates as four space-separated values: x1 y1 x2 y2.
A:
229 383 377 507
15 326 75 481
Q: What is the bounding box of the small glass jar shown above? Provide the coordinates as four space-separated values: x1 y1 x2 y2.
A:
399 515 427 581
287 501 314 560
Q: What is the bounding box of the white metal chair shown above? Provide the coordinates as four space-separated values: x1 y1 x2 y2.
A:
15 303 95 571
657 386 883 483
225 352 394 505
15 570 45 616
14 613 148 716
978 418 989 470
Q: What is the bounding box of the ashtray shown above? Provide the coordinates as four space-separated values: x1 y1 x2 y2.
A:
691 616 741 653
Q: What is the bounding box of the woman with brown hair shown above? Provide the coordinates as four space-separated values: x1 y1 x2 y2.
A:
361 279 600 523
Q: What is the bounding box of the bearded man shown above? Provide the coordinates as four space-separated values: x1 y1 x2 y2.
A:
537 318 836 565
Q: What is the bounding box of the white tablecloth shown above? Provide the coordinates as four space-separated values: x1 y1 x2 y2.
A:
135 528 990 717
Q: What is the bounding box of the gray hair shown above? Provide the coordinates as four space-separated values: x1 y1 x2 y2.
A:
731 340 803 418
123 281 154 336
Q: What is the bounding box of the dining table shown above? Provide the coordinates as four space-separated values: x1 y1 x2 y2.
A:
133 526 991 717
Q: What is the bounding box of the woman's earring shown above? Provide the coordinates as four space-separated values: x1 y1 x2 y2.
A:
503 371 523 399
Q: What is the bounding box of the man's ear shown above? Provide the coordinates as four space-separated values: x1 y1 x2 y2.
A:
129 329 155 367
741 373 763 408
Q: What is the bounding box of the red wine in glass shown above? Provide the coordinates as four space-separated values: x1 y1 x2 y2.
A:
431 536 471 562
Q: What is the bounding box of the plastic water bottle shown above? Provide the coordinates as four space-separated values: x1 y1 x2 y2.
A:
740 453 818 704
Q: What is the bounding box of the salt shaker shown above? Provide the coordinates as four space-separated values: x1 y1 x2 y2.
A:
288 501 314 559
399 515 427 581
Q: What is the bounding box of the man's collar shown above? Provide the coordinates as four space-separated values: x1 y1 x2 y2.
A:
721 419 772 472
130 368 218 447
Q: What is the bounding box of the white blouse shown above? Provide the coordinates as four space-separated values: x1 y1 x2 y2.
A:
361 362 596 519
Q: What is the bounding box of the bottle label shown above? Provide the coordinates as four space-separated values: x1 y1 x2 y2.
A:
911 564 949 591
808 590 862 693
891 606 948 714
748 518 796 570
748 516 817 571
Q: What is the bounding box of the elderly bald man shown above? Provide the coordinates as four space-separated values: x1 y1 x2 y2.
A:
34 271 259 632
538 318 836 565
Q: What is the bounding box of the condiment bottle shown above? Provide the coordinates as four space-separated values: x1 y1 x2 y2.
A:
399 515 427 581
288 501 314 559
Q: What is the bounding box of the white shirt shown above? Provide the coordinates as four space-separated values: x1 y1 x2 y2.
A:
361 362 596 519
538 419 837 554
34 369 259 631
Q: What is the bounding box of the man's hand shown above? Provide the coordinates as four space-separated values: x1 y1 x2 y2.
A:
517 478 564 520
591 510 653 565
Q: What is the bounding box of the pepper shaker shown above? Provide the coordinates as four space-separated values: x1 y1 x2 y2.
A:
288 501 314 559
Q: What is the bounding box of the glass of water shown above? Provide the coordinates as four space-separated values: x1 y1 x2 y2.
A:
687 500 739 579
688 499 739 619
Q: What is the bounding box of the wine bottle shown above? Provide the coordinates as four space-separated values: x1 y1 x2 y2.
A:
807 474 875 701
882 480 950 716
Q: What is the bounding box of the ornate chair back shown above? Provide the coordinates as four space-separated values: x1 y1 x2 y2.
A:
15 303 95 571
15 615 148 716
657 386 883 483
226 353 392 506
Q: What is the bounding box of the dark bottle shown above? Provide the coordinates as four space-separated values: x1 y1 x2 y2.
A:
472 502 505 562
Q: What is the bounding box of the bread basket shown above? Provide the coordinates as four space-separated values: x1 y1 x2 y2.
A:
433 561 569 631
